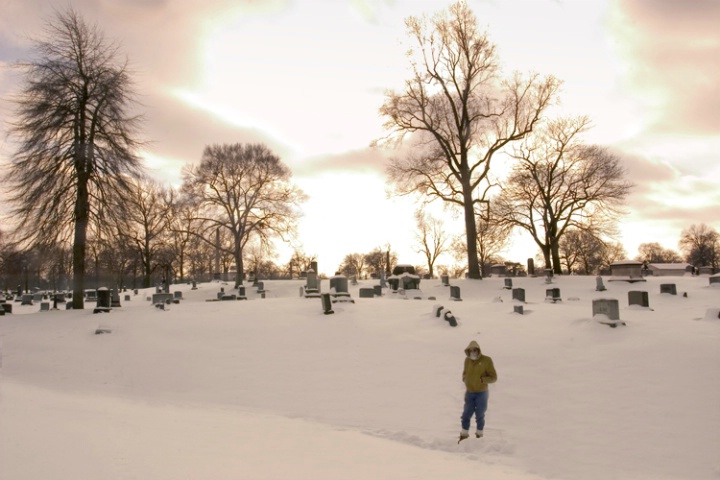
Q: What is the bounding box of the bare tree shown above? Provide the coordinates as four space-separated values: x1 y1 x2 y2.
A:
119 178 172 288
558 227 625 274
165 193 203 283
364 246 398 277
377 1 559 279
636 242 682 264
679 224 719 269
285 249 316 279
497 117 633 274
476 202 512 274
4 8 144 308
414 209 449 278
182 143 305 287
339 253 367 279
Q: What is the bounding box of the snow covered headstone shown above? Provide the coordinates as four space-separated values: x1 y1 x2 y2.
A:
320 293 334 315
359 288 374 298
504 278 513 289
512 288 525 303
545 288 561 303
628 291 649 307
593 298 625 327
449 285 462 301
94 288 112 314
660 284 677 295
304 270 321 298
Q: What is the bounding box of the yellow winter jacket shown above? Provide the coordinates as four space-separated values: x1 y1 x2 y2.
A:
462 340 498 392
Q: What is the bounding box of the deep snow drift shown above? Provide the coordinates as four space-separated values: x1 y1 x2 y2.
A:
1 274 719 480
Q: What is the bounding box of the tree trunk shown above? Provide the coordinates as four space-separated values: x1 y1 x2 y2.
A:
463 188 481 279
72 177 89 309
234 246 244 287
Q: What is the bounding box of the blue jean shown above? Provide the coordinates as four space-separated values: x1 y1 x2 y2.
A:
461 390 489 431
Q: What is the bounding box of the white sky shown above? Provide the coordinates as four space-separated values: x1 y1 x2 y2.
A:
1 0 718 275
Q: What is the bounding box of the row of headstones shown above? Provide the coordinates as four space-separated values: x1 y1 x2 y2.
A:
356 284 463 302
2 288 130 314
510 288 562 303
303 272 354 301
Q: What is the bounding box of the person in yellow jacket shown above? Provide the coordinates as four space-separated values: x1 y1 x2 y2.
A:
459 340 497 442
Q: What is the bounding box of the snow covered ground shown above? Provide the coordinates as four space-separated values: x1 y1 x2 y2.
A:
1 274 719 480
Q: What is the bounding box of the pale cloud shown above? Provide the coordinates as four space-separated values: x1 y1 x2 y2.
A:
610 0 720 135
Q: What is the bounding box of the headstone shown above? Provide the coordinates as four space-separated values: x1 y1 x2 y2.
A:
54 293 66 304
304 270 321 298
433 305 444 317
443 310 457 327
174 291 183 300
221 294 237 301
527 258 535 276
660 284 677 295
95 288 112 313
628 291 649 307
373 285 382 297
110 289 121 308
592 298 624 327
1 303 12 314
191 281 198 290
708 274 720 286
449 285 462 301
21 294 33 305
504 278 513 290
330 276 353 302
33 293 43 302
257 281 265 293
152 293 174 305
512 288 525 303
513 305 524 315
545 288 561 303
544 269 553 284
237 286 247 300
596 275 607 292
441 274 450 287
320 293 334 315
0 308 4 316
124 294 131 302
359 288 374 298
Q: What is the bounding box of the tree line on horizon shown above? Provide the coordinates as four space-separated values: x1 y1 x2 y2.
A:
0 5 716 307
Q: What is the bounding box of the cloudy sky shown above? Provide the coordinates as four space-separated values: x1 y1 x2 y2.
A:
1 0 718 274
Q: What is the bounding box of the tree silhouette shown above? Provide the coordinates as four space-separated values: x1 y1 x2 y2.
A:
4 8 144 308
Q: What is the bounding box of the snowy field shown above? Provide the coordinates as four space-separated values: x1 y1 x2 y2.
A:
1 274 719 480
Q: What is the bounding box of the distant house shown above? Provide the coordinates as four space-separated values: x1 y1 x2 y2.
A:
647 263 693 276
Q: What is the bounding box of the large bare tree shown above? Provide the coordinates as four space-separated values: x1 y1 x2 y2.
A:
4 8 144 308
181 143 305 287
496 117 633 274
377 2 559 279
679 224 719 269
